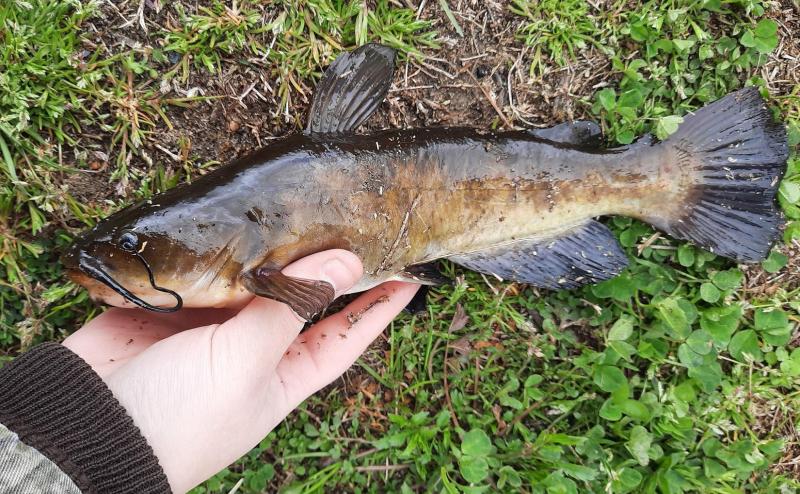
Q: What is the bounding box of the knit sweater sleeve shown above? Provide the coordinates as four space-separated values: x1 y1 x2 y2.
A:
0 342 171 494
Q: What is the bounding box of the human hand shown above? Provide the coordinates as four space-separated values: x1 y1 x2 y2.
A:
62 250 419 493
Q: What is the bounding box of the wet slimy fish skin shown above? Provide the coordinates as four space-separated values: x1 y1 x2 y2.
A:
62 44 789 319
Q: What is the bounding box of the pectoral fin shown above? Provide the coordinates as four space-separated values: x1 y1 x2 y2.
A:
398 262 450 285
528 121 602 147
241 268 335 320
448 220 628 289
306 43 396 134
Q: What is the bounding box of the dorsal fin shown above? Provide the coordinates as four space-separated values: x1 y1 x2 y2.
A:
305 44 396 135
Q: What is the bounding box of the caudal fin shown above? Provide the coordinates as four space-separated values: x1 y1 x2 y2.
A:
662 87 788 262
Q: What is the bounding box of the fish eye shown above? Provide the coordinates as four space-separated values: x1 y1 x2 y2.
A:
119 231 139 252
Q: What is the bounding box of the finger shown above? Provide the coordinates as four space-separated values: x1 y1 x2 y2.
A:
64 308 236 376
274 281 419 410
211 250 363 374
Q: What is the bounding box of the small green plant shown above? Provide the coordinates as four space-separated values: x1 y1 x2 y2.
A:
588 1 778 145
0 0 98 266
160 0 438 118
163 0 268 78
95 53 198 179
510 0 605 76
264 0 438 116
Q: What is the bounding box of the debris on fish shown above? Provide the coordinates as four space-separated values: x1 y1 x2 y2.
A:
62 44 789 320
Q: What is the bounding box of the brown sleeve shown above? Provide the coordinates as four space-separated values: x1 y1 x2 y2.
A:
0 342 171 494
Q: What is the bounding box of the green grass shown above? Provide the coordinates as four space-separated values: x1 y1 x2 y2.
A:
510 0 604 76
162 0 438 120
0 0 198 351
0 0 95 261
1 0 101 351
261 0 438 119
2 0 800 492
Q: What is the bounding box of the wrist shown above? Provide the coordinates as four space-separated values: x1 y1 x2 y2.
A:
0 342 171 493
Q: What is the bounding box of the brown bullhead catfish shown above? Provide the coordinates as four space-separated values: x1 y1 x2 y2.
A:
63 44 789 319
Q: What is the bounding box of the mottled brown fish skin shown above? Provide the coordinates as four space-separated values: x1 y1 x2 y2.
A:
306 129 683 288
63 127 680 307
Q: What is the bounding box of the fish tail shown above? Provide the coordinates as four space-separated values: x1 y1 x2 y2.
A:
659 87 788 262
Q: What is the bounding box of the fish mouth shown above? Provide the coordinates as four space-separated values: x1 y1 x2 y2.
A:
78 251 183 313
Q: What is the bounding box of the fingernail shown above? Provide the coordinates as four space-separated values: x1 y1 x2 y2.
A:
322 256 358 295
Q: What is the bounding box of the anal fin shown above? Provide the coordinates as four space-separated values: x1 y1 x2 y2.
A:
447 221 628 289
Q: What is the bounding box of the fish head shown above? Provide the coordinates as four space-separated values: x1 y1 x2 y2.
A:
62 219 185 311
63 203 246 311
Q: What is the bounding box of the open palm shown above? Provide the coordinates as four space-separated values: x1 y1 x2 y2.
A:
62 250 419 494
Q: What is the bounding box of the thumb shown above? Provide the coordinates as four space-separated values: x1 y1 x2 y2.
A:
273 281 420 411
212 250 363 371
